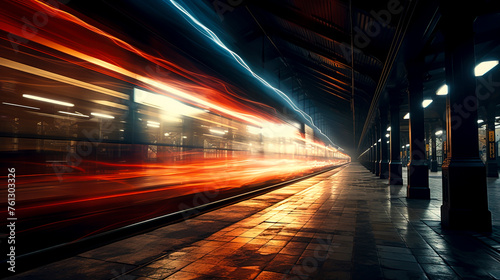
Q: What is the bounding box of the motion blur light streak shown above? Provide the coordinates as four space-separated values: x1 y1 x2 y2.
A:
0 0 350 259
168 0 338 148
2 102 40 110
22 93 74 107
57 111 89 117
0 57 129 100
1 1 277 127
90 112 115 119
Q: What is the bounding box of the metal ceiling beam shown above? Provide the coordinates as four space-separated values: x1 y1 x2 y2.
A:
276 48 376 92
250 0 386 61
265 28 381 82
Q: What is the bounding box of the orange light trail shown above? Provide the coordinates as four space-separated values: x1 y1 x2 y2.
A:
0 0 281 126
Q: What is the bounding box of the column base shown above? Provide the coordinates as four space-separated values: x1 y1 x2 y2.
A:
430 160 438 172
407 186 430 199
379 160 389 179
486 161 498 178
388 161 402 185
441 204 492 232
407 160 430 199
374 161 380 176
441 158 492 231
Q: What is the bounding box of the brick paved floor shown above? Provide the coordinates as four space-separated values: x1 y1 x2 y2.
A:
6 163 500 280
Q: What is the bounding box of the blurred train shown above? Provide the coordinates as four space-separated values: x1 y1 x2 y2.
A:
0 0 350 259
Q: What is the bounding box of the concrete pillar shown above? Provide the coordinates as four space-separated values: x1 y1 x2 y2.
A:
371 132 376 174
379 108 389 179
440 0 492 231
430 124 438 172
486 102 498 177
406 60 430 199
389 92 403 185
374 124 380 176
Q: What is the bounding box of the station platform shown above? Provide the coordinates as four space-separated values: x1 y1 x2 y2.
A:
6 163 500 280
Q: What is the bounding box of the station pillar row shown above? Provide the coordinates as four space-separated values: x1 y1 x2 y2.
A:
486 102 498 177
388 89 403 185
371 132 376 174
379 108 389 179
374 123 380 176
440 0 492 231
430 124 438 172
406 59 430 199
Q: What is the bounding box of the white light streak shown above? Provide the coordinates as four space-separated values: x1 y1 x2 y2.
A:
168 0 337 147
23 94 74 107
91 112 115 119
2 102 40 110
58 111 89 117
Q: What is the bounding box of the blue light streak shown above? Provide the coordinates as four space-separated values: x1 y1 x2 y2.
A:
168 0 338 147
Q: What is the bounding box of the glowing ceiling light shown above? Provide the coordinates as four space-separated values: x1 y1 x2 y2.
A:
436 84 448 95
387 127 391 131
168 0 336 147
406 144 410 147
422 99 433 108
403 113 410 119
474 60 498 76
2 102 39 110
385 133 390 138
164 132 170 136
23 94 74 107
435 130 443 136
58 111 89 117
477 119 484 124
91 112 114 119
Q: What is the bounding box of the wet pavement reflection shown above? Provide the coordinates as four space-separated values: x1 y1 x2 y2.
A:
7 163 500 280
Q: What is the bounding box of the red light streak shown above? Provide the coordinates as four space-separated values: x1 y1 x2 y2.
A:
0 0 280 126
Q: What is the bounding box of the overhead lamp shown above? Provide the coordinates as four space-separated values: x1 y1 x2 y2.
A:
436 84 448 96
387 127 391 131
474 60 498 76
378 138 381 142
435 130 443 136
91 112 114 119
385 133 390 138
406 144 410 147
403 113 410 119
23 94 74 107
422 99 433 108
386 141 390 144
477 119 484 124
